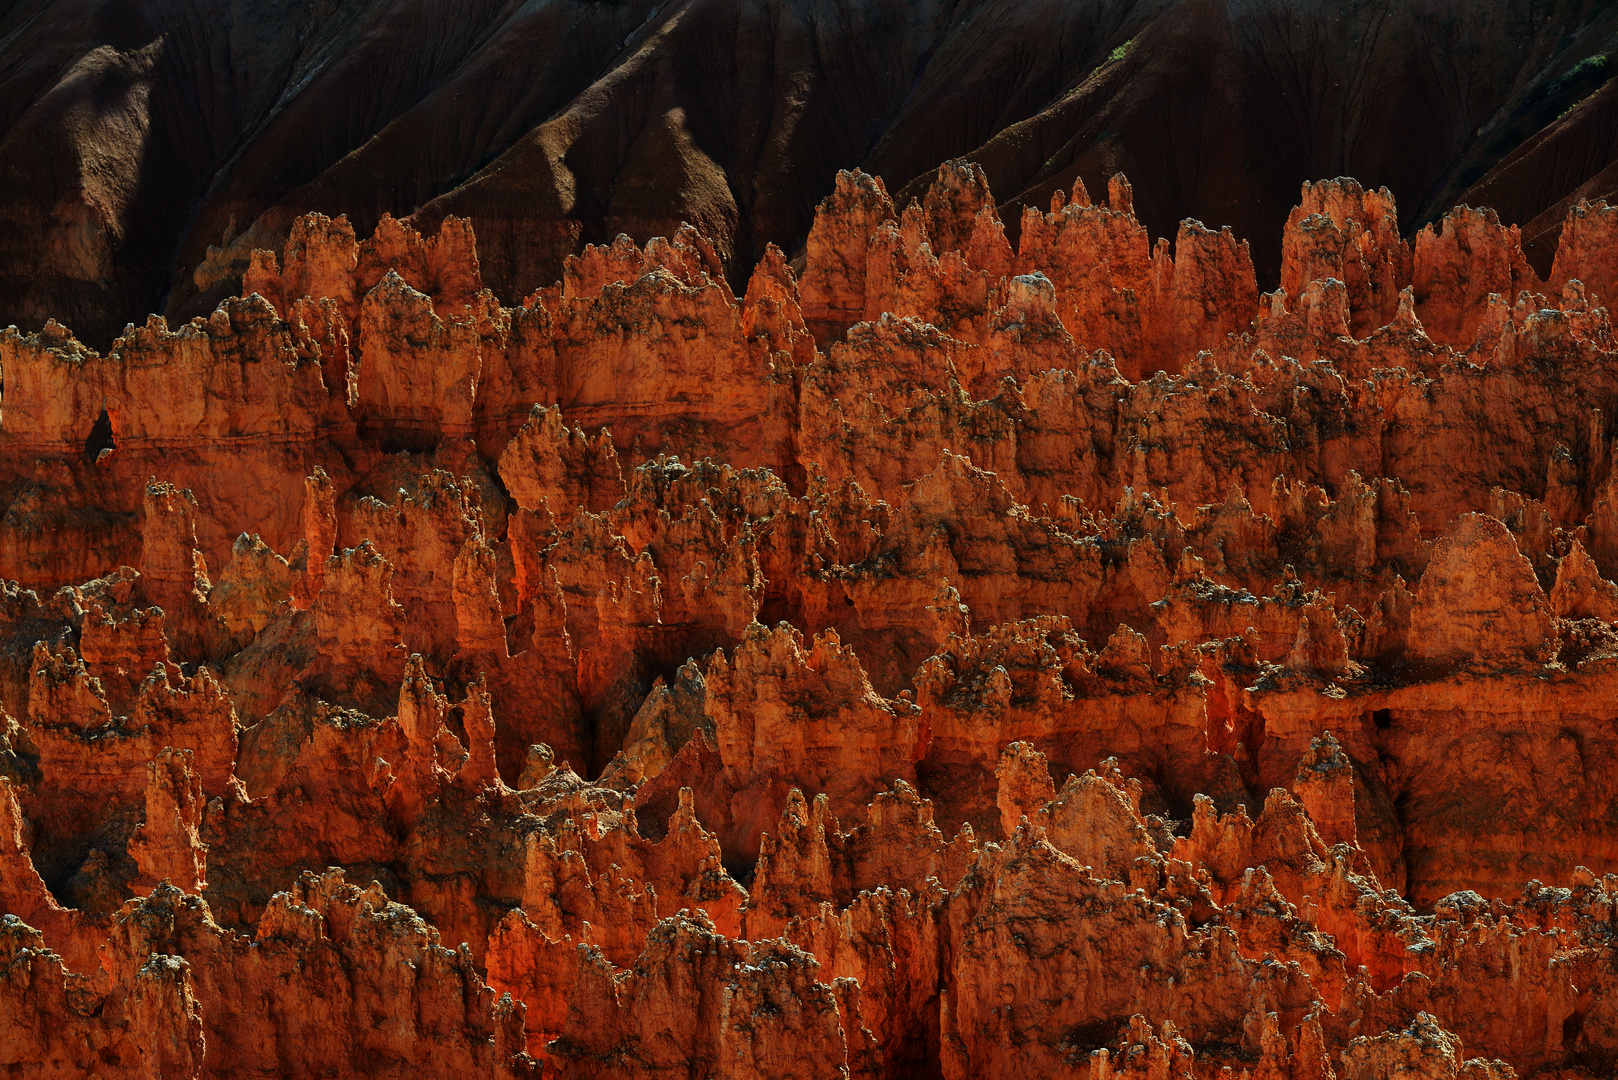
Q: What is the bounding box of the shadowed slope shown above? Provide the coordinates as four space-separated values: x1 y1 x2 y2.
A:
4 0 1618 349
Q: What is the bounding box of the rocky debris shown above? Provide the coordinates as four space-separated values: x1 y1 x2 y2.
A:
9 169 1618 1077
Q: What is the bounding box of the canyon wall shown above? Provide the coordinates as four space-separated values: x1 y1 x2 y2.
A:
6 164 1618 1077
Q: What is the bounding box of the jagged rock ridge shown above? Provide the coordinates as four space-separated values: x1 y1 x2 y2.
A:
7 162 1618 1077
6 0 1618 352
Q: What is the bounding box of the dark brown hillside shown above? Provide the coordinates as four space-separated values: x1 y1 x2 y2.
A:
4 0 1618 340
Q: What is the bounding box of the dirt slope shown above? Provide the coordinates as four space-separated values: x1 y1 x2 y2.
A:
5 0 1618 348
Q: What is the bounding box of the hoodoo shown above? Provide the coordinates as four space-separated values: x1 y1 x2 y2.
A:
9 153 1618 1076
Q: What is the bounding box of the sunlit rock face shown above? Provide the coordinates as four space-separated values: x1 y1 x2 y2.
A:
8 164 1618 1078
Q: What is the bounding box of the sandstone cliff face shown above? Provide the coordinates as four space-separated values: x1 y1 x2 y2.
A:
9 165 1618 1079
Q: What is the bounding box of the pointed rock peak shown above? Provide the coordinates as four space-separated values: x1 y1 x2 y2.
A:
868 777 935 825
928 578 971 640
965 204 1016 278
898 199 932 258
1561 276 1589 311
1298 730 1349 774
1108 172 1135 216
1300 276 1351 333
896 448 1018 522
1552 197 1618 311
397 654 447 723
923 158 997 256
1097 624 1153 679
799 169 897 336
1409 513 1552 665
1393 285 1422 329
992 271 1067 335
1008 271 1056 305
1216 480 1254 516
995 741 1056 836
370 214 410 246
744 241 800 302
1297 176 1399 230
1285 608 1350 677
1551 537 1618 620
1264 287 1289 318
365 268 432 310
779 786 823 832
836 168 890 202
1341 1012 1469 1080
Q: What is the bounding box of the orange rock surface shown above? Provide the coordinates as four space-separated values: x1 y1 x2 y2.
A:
10 163 1618 1077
